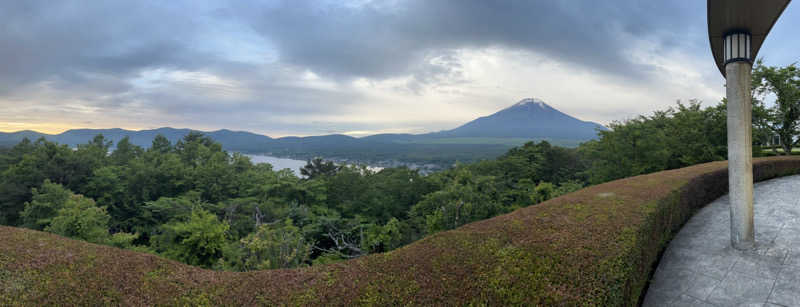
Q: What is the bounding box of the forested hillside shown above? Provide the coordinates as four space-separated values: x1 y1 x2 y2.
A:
0 99 770 270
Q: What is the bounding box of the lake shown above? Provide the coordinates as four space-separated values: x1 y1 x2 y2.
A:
245 154 385 176
245 154 308 175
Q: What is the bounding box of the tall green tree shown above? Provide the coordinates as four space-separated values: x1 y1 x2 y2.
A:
410 168 501 234
110 136 143 165
0 138 34 172
150 134 173 154
85 166 132 230
20 180 72 230
367 167 434 222
581 100 727 184
237 218 311 271
581 116 670 184
175 132 218 166
300 158 340 179
0 139 74 225
752 60 800 154
362 217 404 253
70 135 112 193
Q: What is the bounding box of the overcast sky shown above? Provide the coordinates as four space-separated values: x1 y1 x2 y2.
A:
1 1 798 137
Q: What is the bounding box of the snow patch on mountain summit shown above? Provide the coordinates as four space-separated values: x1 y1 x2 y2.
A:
513 98 548 109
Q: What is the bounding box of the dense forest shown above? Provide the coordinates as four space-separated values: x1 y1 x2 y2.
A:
2 59 798 270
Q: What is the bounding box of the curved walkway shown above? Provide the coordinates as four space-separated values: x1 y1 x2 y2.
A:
644 175 800 306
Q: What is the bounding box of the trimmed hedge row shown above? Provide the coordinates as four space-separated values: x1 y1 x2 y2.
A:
3 156 800 306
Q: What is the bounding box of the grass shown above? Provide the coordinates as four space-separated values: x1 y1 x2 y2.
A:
3 156 800 305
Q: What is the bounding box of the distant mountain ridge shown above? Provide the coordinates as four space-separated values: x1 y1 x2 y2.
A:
430 98 604 140
0 98 605 166
0 127 273 151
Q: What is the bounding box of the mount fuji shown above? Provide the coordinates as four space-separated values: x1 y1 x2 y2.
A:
431 98 605 140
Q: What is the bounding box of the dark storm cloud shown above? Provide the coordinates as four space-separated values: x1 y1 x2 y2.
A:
0 0 708 97
238 0 707 81
0 1 208 94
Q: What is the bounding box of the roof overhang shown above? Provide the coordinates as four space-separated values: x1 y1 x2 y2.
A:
708 0 791 76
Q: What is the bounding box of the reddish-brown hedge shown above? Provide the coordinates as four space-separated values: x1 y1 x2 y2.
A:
3 156 800 306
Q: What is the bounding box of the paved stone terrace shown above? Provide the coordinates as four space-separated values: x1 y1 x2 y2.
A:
643 175 800 306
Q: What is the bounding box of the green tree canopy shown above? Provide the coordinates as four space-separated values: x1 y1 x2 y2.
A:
300 157 340 179
237 218 311 271
153 208 229 268
752 60 800 154
20 180 72 230
581 100 727 184
45 194 111 244
410 168 501 234
110 136 143 165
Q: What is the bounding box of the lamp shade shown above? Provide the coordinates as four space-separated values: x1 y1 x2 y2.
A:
708 0 791 76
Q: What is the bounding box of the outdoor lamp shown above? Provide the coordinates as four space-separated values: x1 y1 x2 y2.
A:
708 0 790 76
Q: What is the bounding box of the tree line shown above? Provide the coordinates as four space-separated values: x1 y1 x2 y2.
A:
581 60 800 184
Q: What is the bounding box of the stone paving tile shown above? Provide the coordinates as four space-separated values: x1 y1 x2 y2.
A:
778 264 800 280
755 225 784 244
671 294 716 307
648 268 695 298
729 256 783 280
776 228 800 247
643 175 800 306
705 271 773 306
683 272 722 301
784 251 800 267
756 216 787 230
655 247 735 281
767 278 800 307
783 221 800 231
694 256 737 282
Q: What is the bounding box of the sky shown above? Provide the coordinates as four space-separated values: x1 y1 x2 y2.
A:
1 1 799 137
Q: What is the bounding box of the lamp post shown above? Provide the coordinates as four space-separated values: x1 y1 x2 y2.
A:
708 0 790 250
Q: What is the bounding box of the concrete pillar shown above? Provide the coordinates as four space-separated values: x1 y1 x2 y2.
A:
726 61 754 250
